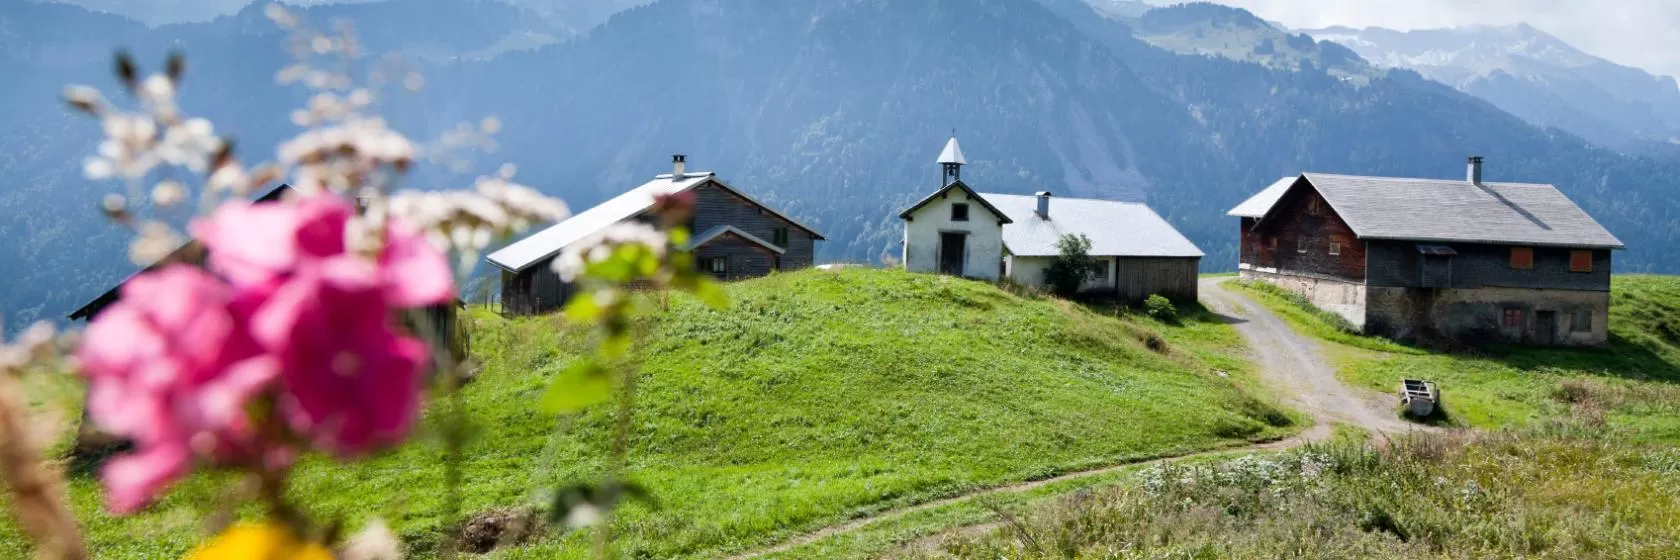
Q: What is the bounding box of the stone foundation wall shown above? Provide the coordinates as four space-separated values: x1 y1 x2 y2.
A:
1367 286 1609 347
1239 266 1367 329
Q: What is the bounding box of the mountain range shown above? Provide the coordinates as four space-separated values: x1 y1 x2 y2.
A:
1304 23 1680 155
2 0 1678 333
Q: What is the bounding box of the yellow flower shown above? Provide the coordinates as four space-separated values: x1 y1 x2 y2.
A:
184 522 333 560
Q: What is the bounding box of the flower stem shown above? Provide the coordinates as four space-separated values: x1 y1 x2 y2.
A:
0 369 88 560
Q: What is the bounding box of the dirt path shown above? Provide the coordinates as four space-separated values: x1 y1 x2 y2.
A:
1199 278 1428 437
726 278 1424 559
722 436 1307 560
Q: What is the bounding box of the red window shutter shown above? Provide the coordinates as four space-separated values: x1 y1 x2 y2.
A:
1570 250 1593 273
1510 247 1534 270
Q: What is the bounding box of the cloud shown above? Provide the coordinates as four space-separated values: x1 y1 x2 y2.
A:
1142 0 1680 78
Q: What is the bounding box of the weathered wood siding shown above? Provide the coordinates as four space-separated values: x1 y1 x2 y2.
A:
1366 241 1612 291
1243 184 1366 282
1115 257 1199 302
499 179 819 316
500 259 571 316
691 182 818 270
695 234 780 280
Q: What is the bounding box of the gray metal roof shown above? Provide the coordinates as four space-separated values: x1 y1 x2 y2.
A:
937 136 967 165
486 173 824 272
1230 173 1625 249
978 193 1205 258
1227 176 1296 218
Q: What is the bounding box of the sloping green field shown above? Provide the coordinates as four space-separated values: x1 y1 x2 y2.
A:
2 268 1297 558
1236 276 1680 440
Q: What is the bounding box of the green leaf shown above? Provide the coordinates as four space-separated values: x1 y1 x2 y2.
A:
563 292 603 323
691 278 728 309
540 359 612 413
600 332 632 360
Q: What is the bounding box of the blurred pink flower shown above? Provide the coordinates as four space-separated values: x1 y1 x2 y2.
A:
250 260 428 456
77 265 281 513
192 195 453 307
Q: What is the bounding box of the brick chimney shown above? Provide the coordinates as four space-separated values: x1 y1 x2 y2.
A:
1036 191 1052 218
672 154 687 181
1467 156 1483 185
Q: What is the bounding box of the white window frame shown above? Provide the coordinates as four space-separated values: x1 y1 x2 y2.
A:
1328 242 1341 256
709 256 727 274
1297 238 1308 254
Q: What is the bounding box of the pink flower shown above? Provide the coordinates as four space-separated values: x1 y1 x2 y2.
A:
250 260 428 456
192 195 453 307
77 265 280 513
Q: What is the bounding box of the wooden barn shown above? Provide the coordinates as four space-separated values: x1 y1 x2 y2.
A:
67 184 468 359
984 191 1203 302
1227 157 1624 346
486 155 825 315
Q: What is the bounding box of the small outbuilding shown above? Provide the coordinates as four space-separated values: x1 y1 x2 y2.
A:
985 191 1204 302
897 136 1013 280
897 136 1204 301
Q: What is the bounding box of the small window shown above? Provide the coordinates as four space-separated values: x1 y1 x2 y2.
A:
772 227 789 246
1268 236 1278 250
1502 307 1524 329
951 203 970 222
709 257 727 274
1308 197 1322 215
1510 247 1534 270
1571 309 1592 333
1569 250 1593 273
1297 238 1308 253
1328 242 1341 256
1089 260 1109 280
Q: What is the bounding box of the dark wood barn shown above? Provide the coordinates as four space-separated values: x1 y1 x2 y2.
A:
1228 157 1624 346
486 156 825 316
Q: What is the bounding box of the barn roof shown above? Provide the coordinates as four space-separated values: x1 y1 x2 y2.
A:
979 193 1204 258
1229 173 1624 249
485 173 823 273
68 183 295 321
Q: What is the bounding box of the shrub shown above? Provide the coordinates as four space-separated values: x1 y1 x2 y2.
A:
1042 234 1096 297
1144 294 1177 322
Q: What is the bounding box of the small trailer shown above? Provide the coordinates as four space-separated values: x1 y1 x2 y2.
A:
1399 378 1440 418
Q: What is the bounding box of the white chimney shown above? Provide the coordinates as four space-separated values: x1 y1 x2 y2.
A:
672 154 687 181
1035 191 1051 218
1467 156 1483 185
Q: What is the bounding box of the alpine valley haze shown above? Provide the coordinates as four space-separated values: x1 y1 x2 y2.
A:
3 0 1680 332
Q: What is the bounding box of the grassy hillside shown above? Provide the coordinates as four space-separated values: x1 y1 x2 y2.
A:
918 422 1680 559
1234 276 1680 440
1 268 1298 558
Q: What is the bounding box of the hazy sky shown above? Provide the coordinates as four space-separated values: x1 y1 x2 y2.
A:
1143 0 1680 78
53 0 1680 78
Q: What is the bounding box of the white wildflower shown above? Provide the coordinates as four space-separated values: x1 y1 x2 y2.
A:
129 221 182 265
158 117 220 172
276 64 309 85
208 163 250 195
480 116 502 135
552 222 668 282
348 88 373 107
151 180 187 207
83 157 114 180
101 194 128 218
63 84 104 114
140 74 175 104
